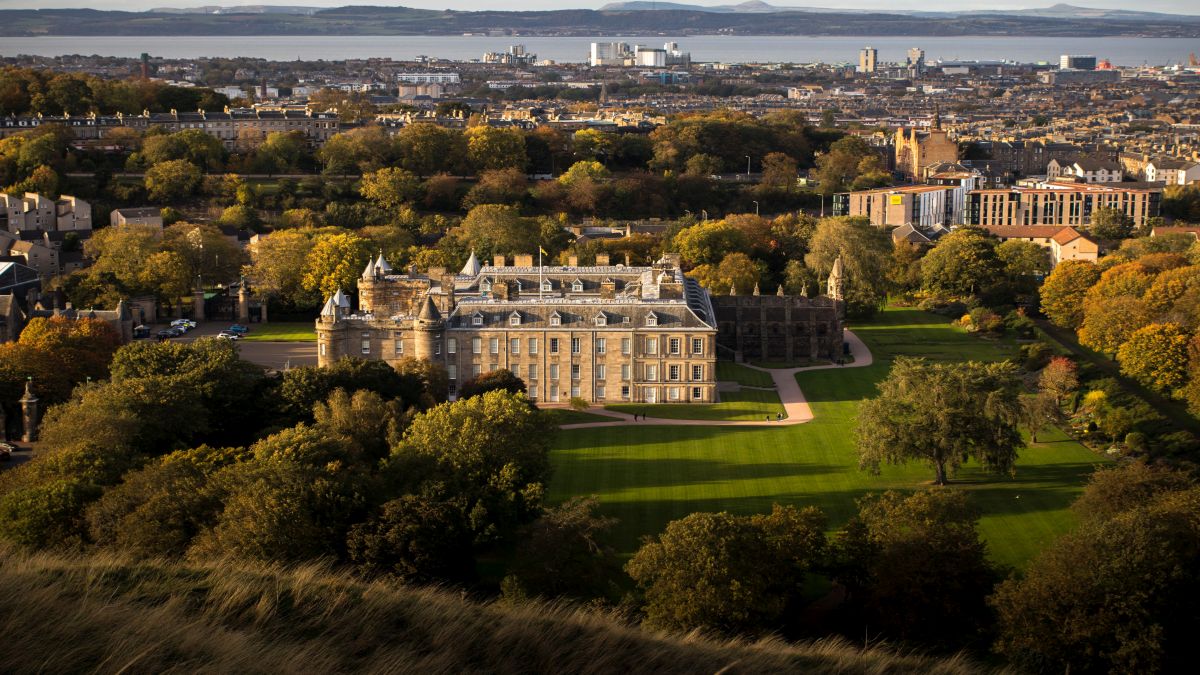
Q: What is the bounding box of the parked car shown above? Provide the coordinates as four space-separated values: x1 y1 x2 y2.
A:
171 319 197 329
133 325 151 339
0 441 14 460
156 329 176 340
217 331 242 340
227 324 249 334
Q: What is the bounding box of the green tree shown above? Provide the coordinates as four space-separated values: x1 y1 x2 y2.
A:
814 135 874 195
451 204 540 260
301 231 371 299
246 230 317 308
359 166 422 212
1090 206 1134 240
1039 260 1100 329
466 126 526 172
683 152 721 177
457 368 527 401
144 159 201 202
760 151 798 191
834 489 999 650
505 496 619 601
920 227 1003 297
856 357 1024 485
394 123 467 176
346 495 474 582
805 216 892 316
461 167 527 210
1117 322 1190 395
625 505 826 634
671 220 749 267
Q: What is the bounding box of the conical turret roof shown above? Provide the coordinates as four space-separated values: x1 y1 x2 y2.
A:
418 295 441 321
460 250 481 277
361 257 376 280
374 252 392 274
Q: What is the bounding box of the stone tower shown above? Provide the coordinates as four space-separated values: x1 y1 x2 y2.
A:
827 255 846 319
20 379 38 442
413 294 443 362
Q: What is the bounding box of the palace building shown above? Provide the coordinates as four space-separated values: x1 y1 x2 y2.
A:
315 252 844 403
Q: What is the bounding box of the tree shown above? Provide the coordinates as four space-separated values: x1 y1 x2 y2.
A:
456 368 527 401
857 357 1024 485
920 227 1003 297
1117 322 1190 395
1090 206 1134 240
278 357 423 423
1038 356 1078 406
1040 260 1100 329
161 222 245 287
144 159 201 202
346 495 474 582
461 167 527 210
301 232 371 299
688 252 761 295
1071 461 1195 525
1022 392 1061 443
805 216 892 316
625 505 826 633
887 239 924 292
992 480 1200 674
505 496 619 601
671 220 749 267
466 126 526 172
316 126 391 175
760 151 798 191
683 153 721 177
834 489 999 650
359 167 422 212
451 204 540 260
996 239 1052 282
390 390 553 545
394 123 467 176
250 130 306 174
814 135 875 194
1078 295 1151 355
247 230 317 308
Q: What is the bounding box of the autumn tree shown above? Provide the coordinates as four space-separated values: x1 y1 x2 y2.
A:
857 357 1024 485
1117 322 1191 395
1078 295 1152 355
920 227 1004 297
246 230 317 308
144 159 201 202
814 135 877 194
688 252 762 295
461 167 528 210
301 231 371 299
359 166 422 212
466 126 526 172
1090 206 1135 240
626 505 826 634
805 216 892 316
1040 260 1100 329
505 496 620 601
1038 356 1079 405
760 151 798 191
834 489 999 650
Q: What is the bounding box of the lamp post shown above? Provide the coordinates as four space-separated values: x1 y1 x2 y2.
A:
701 209 708 222
745 155 751 177
752 200 759 216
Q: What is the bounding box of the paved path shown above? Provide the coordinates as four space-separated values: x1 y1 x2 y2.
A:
170 322 318 370
556 330 874 429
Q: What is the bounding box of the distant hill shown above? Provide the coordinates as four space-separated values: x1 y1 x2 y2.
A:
599 1 1200 21
2 4 1199 37
150 5 321 14
0 547 984 674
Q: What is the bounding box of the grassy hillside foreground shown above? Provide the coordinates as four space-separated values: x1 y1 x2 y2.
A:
550 309 1105 568
0 546 983 674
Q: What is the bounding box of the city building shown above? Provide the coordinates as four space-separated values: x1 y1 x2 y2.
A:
1060 55 1098 70
982 225 1099 266
0 193 92 234
835 178 978 229
894 116 958 181
110 207 164 229
859 47 878 74
1046 158 1124 183
483 45 538 66
1039 69 1120 85
396 73 461 84
966 182 1161 229
589 42 631 67
906 47 925 75
315 253 843 403
1145 158 1200 186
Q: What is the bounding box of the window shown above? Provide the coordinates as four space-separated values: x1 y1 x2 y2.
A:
669 365 680 381
691 338 703 354
549 313 561 327
596 385 606 400
394 339 403 355
509 313 521 326
646 312 658 327
447 364 457 381
447 338 457 354
434 341 441 355
595 314 607 326
528 338 538 354
572 280 584 292
692 365 704 381
472 337 482 354
480 278 492 292
571 337 581 354
646 364 658 381
621 385 630 400
621 364 630 380
669 338 681 355
319 343 326 356
510 338 520 354
571 384 580 397
549 364 559 380
669 387 680 401
511 364 520 378
528 363 538 380
596 338 606 354
528 386 538 399
472 313 483 326
542 280 553 292
693 387 703 400
361 339 370 355
596 364 606 380
646 337 658 355
571 364 580 380
550 338 560 354
489 363 498 372
489 338 499 354
471 364 482 377
621 338 631 355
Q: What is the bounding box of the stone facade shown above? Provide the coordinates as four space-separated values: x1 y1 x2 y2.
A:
316 253 844 403
712 295 843 363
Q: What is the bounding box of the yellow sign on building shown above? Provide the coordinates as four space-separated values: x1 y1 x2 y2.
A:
889 195 904 205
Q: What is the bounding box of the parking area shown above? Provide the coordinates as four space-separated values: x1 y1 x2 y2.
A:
152 321 318 370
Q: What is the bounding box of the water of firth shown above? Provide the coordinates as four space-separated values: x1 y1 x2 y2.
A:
2 35 1197 66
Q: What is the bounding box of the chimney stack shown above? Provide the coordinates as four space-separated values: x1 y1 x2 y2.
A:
493 255 506 267
596 253 610 266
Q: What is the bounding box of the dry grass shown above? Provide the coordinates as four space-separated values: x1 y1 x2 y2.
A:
0 545 994 674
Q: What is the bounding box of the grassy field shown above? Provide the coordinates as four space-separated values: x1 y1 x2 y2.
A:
240 322 317 342
543 409 617 425
607 388 785 421
549 308 1105 569
715 361 776 388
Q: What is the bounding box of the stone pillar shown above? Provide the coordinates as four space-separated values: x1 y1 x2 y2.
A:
238 286 250 323
260 300 269 324
193 289 205 322
20 380 38 443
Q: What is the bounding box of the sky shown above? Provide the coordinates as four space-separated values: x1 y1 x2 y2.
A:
1 1 1198 15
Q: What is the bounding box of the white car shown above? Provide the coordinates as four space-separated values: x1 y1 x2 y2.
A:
217 331 242 340
171 319 197 330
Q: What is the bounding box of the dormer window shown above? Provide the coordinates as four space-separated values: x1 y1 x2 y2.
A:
541 280 553 292
549 311 562 327
472 311 484 327
514 279 523 291
509 311 522 326
646 312 659 327
571 279 584 292
594 313 607 326
480 278 492 293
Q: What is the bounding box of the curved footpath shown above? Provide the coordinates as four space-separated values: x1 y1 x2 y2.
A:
556 330 873 429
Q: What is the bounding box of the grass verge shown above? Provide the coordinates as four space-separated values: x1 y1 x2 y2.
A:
716 361 776 388
239 322 317 342
607 388 785 421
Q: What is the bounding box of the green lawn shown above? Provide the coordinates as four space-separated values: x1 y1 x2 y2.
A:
606 388 785 421
239 322 317 342
715 361 776 388
543 409 617 425
549 308 1106 569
